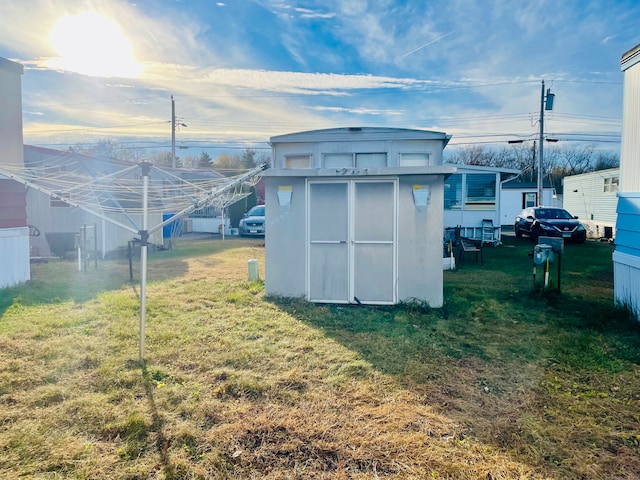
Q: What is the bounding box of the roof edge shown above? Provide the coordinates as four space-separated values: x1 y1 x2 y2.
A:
0 57 24 75
621 43 640 71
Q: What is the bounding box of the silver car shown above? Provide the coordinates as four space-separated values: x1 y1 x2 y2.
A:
238 205 265 237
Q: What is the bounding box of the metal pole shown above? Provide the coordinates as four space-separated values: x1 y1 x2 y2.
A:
94 223 98 269
83 223 87 272
139 161 151 364
538 80 545 206
221 208 225 240
171 95 176 169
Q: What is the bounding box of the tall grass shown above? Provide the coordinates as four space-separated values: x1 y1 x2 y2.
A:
0 235 638 479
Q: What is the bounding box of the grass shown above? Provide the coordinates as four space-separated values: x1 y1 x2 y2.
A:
0 234 639 479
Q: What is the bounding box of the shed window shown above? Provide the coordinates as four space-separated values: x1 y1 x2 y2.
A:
444 174 462 210
356 153 387 168
323 154 353 168
285 155 311 168
603 176 619 193
465 174 496 210
399 153 430 167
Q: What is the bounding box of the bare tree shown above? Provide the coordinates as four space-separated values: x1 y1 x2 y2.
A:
594 151 619 170
558 144 595 176
180 154 199 168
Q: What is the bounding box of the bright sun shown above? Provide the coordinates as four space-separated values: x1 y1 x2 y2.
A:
47 13 143 78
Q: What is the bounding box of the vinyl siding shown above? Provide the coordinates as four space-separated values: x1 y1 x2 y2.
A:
620 61 640 192
563 169 619 223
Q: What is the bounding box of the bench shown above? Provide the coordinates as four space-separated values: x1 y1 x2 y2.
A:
459 237 483 265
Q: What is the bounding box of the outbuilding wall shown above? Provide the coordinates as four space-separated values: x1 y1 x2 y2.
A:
615 44 640 320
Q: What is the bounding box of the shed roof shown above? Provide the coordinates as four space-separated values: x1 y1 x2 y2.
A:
621 43 640 71
270 127 451 146
0 57 24 75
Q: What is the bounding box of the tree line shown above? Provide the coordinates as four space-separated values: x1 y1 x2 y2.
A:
444 143 619 192
70 139 270 173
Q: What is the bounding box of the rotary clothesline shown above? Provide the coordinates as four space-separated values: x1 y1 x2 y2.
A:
0 160 266 235
0 159 268 362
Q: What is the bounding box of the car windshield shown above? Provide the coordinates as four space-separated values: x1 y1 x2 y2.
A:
248 206 265 216
535 208 573 220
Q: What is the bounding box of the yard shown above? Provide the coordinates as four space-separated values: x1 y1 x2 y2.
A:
0 234 639 479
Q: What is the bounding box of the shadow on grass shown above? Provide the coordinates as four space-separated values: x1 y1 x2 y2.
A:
268 239 640 477
140 362 175 478
0 253 191 318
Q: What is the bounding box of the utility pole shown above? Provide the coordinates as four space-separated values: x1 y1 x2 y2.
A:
170 95 186 169
171 95 176 168
538 80 555 206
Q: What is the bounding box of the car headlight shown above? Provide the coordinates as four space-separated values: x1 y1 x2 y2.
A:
539 223 555 231
576 224 585 231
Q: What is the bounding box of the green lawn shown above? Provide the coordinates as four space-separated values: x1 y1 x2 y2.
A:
0 235 638 479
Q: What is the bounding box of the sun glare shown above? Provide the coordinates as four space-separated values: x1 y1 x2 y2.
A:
47 13 143 78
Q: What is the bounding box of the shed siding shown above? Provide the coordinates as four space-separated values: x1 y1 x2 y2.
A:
266 127 451 306
616 45 640 321
615 194 640 257
264 176 308 298
397 175 444 307
0 227 30 287
620 64 640 192
272 138 445 169
614 251 640 319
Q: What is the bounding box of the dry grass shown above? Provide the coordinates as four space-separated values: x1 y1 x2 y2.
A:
0 235 638 479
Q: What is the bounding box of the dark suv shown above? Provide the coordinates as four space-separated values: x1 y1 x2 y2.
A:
238 205 265 237
515 207 586 243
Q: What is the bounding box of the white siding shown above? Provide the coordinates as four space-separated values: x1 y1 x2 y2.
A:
499 187 556 227
615 45 640 321
614 251 640 320
0 227 30 287
0 57 28 288
563 169 619 238
620 59 640 193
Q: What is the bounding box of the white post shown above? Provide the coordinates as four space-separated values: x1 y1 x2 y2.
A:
139 162 150 364
221 208 225 241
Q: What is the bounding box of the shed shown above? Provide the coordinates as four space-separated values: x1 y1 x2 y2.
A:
614 43 640 321
262 127 454 307
0 56 29 288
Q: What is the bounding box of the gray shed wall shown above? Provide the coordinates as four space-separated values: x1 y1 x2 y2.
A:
264 176 308 298
264 173 445 307
396 175 445 306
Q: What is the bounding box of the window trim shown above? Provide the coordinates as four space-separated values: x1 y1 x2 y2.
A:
284 154 312 168
399 152 431 167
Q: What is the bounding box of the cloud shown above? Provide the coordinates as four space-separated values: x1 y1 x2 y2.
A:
309 105 403 116
294 7 336 19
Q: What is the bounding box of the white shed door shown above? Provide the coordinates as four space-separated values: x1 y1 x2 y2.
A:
308 180 396 304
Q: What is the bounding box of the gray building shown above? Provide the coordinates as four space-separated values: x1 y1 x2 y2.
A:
262 127 454 307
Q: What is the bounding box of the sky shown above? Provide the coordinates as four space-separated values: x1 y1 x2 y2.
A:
2 0 639 159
